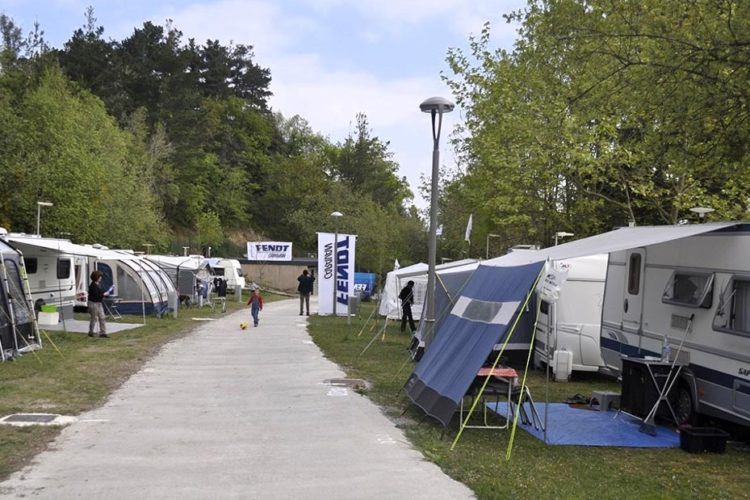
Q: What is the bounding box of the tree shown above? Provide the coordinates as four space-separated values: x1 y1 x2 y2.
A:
445 0 750 248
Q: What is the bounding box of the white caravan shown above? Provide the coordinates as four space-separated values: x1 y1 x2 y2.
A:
5 235 77 320
533 254 608 377
600 223 750 426
210 258 246 291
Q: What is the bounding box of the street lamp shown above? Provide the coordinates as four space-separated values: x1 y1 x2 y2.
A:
486 234 501 259
330 211 343 316
36 201 53 236
420 96 454 345
689 207 715 222
554 231 574 246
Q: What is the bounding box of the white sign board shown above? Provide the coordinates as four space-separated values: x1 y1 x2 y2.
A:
317 232 357 316
246 241 293 261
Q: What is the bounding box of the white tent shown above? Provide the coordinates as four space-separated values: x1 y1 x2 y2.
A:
378 259 477 320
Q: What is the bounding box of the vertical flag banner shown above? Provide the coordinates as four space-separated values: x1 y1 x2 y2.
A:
317 232 357 315
464 213 473 242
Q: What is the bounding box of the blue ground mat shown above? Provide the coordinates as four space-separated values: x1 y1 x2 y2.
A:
487 402 680 447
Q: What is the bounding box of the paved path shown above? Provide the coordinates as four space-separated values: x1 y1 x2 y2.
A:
0 298 474 499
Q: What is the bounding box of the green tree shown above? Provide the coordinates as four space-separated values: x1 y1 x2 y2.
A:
446 0 750 247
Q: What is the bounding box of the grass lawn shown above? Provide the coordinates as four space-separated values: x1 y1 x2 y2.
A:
0 293 281 480
308 301 750 499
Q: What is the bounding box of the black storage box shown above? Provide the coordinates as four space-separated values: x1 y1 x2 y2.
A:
679 426 730 454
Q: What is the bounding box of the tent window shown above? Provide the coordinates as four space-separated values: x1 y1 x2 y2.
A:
713 277 750 336
4 260 32 324
627 254 641 295
25 258 37 274
662 271 713 309
57 258 71 279
463 299 503 323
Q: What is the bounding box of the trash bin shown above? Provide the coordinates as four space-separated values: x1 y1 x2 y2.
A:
348 293 361 317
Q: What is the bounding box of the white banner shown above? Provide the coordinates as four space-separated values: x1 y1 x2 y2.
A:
317 232 357 316
246 241 293 261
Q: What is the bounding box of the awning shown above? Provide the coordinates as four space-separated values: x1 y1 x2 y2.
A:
404 261 544 426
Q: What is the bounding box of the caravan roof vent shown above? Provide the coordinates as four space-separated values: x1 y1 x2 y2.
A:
0 227 7 236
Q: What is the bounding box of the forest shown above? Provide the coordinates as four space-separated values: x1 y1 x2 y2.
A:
2 1 749 270
0 8 425 275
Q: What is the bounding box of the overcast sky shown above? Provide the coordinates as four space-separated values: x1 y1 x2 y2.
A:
1 0 526 209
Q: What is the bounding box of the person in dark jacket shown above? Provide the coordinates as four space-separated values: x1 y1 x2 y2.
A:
297 269 315 316
87 270 111 338
398 280 416 333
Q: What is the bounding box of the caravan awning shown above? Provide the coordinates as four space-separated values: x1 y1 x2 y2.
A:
404 261 544 426
5 235 104 257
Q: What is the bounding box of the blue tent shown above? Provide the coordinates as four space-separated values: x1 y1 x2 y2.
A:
404 261 544 426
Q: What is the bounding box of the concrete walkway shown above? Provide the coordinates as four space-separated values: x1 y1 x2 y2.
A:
0 298 474 499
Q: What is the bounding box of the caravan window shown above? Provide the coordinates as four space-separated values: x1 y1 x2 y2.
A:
57 258 72 279
25 258 37 274
627 254 641 295
713 277 750 336
662 271 713 308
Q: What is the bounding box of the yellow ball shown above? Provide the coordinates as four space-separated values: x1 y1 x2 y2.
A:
240 322 248 330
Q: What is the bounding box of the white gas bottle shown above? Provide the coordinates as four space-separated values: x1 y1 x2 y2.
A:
552 349 573 382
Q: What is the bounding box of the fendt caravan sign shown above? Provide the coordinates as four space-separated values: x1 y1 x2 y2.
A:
246 242 293 261
317 232 357 316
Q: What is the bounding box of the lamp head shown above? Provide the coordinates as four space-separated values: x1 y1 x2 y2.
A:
37 201 53 207
555 231 575 238
689 207 715 218
330 211 343 218
419 97 455 114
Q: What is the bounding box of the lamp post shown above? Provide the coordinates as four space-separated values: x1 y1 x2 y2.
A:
554 231 574 246
330 211 343 316
143 243 154 255
36 201 53 236
689 207 714 223
486 233 501 259
420 96 454 344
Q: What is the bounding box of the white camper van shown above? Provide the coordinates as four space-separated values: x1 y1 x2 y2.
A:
6 236 77 320
600 224 750 426
211 259 246 291
533 254 608 378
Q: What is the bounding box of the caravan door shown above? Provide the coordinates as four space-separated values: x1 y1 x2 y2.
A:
622 248 645 334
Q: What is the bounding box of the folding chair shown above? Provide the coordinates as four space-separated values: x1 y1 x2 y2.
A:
104 299 122 320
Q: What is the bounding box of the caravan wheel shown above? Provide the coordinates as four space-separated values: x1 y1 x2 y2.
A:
672 382 695 425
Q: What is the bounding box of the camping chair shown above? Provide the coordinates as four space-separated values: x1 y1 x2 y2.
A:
104 298 122 320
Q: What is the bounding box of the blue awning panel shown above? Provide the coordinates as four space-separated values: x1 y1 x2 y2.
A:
404 261 544 426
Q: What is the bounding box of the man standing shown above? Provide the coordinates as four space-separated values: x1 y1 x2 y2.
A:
398 280 416 333
297 269 315 316
87 271 111 338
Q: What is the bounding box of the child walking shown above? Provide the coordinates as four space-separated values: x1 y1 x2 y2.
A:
247 288 264 327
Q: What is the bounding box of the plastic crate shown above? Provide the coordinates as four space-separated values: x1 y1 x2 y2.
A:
679 426 729 454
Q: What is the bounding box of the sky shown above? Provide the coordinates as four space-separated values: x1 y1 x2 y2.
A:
1 0 527 209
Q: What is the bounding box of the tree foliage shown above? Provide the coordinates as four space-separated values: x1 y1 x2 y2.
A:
0 10 427 271
445 0 750 251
